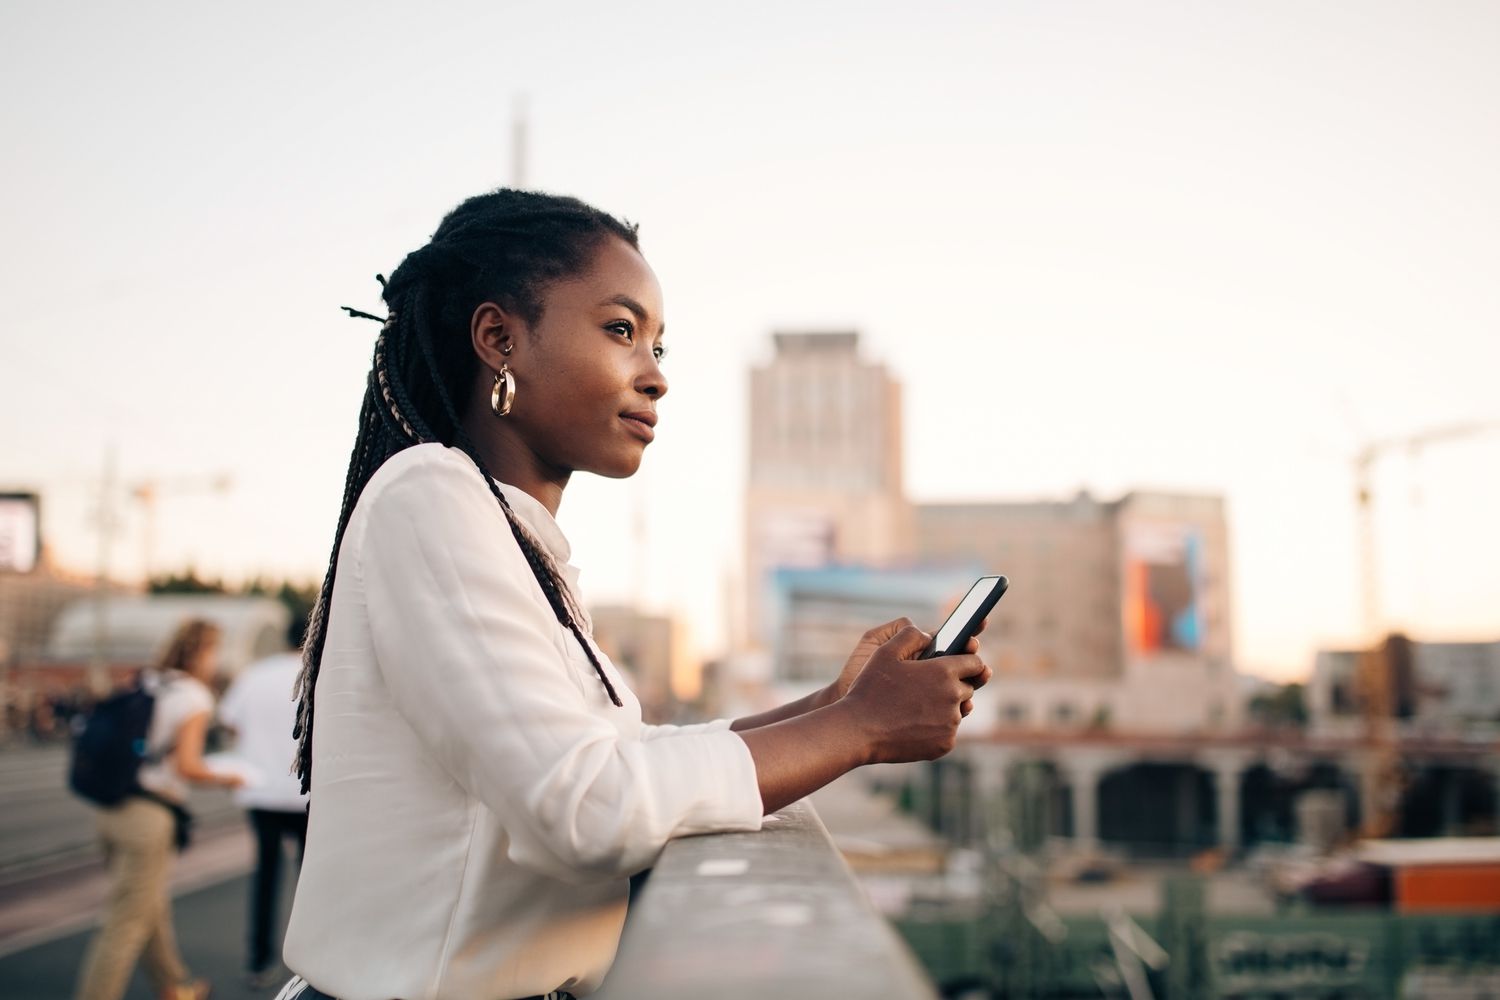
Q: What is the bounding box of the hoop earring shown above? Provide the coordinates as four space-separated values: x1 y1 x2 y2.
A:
490 365 516 417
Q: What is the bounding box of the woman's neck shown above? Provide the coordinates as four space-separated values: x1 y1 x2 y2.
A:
459 412 570 518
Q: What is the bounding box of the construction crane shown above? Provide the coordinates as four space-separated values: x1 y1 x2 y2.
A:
81 461 231 692
128 473 233 583
1352 420 1500 638
1350 419 1500 837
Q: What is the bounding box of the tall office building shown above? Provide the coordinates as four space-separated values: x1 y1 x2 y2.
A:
744 332 910 646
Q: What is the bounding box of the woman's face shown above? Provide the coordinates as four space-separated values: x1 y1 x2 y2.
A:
489 235 669 481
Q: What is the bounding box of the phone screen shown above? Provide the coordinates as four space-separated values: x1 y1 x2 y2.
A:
932 576 1007 654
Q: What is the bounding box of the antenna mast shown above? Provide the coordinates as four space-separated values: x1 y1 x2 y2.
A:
512 95 529 189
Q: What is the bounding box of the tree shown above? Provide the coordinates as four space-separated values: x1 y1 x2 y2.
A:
148 568 226 594
1248 682 1307 729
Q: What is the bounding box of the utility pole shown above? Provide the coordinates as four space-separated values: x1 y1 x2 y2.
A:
89 446 120 695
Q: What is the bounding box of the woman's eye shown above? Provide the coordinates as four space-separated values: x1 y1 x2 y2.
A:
608 320 635 341
652 343 669 362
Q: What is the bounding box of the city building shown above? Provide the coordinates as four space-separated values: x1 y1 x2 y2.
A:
744 332 911 647
589 603 692 722
1309 634 1500 739
0 557 129 666
918 490 1239 733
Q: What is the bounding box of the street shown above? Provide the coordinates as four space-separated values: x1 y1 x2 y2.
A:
0 745 291 999
0 864 296 999
0 746 242 879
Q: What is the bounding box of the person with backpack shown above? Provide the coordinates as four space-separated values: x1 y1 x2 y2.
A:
74 617 244 1000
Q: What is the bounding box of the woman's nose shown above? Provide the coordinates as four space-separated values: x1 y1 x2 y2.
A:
638 361 668 400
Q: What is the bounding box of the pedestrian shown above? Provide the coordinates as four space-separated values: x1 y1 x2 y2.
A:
277 189 991 1000
217 617 311 989
75 618 245 1000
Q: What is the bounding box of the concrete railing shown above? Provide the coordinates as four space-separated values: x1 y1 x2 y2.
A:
595 799 939 999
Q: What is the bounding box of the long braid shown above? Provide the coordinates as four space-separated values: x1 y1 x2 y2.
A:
373 323 423 443
293 188 638 792
293 386 385 790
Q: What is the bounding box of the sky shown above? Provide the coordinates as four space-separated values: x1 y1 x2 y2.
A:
3 1 1498 681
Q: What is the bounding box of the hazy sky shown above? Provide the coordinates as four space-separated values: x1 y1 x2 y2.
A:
4 1 1498 680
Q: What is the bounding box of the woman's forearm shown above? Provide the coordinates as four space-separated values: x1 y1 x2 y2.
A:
729 684 837 732
733 625 990 814
734 699 871 815
177 763 234 786
171 711 237 787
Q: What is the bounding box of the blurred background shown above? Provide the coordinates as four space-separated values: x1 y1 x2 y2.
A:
2 1 1497 998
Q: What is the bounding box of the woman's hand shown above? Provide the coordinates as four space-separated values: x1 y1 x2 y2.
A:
826 618 913 706
838 624 993 765
735 624 994 813
826 615 993 712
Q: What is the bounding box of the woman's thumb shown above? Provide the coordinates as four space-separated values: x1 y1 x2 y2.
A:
884 624 934 660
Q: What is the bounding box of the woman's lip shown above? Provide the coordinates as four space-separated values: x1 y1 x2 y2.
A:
621 415 656 442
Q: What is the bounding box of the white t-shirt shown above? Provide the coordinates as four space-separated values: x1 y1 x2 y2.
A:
135 670 215 803
218 653 310 813
283 444 763 1000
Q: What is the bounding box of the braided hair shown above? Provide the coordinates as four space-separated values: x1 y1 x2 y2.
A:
292 188 637 794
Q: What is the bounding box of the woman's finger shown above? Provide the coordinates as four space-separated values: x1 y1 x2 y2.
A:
963 619 989 653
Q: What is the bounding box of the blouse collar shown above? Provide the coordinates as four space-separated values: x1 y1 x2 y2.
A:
492 478 573 569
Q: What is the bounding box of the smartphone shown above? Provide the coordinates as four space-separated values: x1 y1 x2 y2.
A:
920 575 1009 659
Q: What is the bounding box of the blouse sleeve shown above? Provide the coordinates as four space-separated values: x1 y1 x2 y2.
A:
354 452 763 884
639 719 737 741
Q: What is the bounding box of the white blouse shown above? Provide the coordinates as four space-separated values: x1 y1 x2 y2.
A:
282 444 764 1000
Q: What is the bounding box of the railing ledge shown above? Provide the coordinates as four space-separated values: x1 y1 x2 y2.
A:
596 799 938 999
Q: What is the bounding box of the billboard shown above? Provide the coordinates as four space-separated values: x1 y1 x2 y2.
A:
1124 522 1204 655
0 493 40 573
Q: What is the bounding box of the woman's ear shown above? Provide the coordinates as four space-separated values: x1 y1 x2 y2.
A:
471 301 517 372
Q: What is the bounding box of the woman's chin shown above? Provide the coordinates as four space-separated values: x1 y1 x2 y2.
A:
587 451 647 480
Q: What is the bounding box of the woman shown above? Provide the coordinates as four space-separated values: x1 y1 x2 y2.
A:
279 189 990 1000
76 618 245 1000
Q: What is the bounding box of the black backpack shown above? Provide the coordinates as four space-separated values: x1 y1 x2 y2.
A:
68 677 162 806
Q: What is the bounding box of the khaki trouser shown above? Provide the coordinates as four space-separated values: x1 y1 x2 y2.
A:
74 797 191 1000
